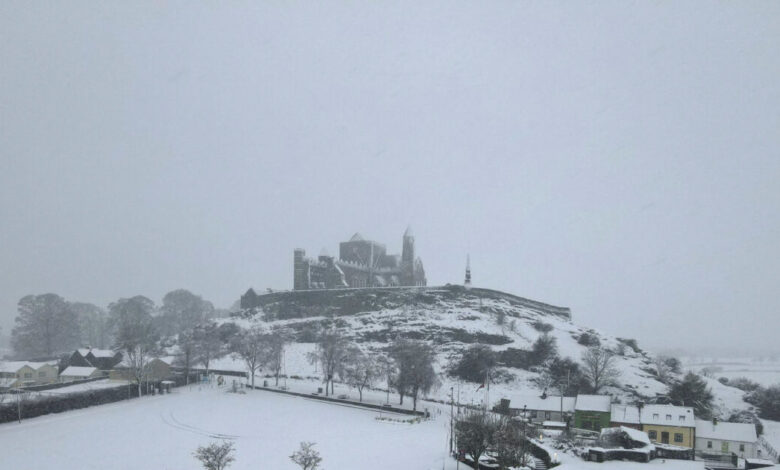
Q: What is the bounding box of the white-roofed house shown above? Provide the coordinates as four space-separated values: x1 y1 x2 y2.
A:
574 394 612 431
109 356 173 382
69 347 122 370
611 404 642 430
695 419 758 459
85 348 122 370
639 404 696 449
502 393 576 425
0 361 59 388
60 366 103 381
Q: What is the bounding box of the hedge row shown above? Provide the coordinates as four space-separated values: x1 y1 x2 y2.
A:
0 374 193 424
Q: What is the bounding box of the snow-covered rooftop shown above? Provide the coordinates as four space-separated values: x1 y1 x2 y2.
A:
611 404 641 424
640 404 695 427
0 360 58 373
88 349 117 358
61 366 98 377
600 426 653 447
504 394 576 413
575 394 612 412
77 348 116 358
695 419 757 443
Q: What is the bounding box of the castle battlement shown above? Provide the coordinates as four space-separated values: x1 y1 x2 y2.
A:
292 228 426 290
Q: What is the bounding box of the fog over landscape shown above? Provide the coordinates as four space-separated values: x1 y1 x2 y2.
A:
2 1 779 356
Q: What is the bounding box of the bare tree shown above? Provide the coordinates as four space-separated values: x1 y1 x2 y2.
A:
193 441 235 470
290 442 322 470
581 346 620 393
231 326 267 388
109 296 158 398
455 410 499 468
175 328 196 385
71 301 109 349
494 418 525 470
307 330 349 396
390 339 439 411
377 354 396 404
193 323 223 376
267 327 290 386
342 348 378 402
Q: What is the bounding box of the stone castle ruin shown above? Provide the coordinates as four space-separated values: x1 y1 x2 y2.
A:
293 227 427 290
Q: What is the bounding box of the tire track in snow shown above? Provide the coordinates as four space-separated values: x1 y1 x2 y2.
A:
159 411 238 440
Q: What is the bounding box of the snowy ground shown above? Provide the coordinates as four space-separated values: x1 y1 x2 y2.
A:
0 379 725 470
0 383 454 470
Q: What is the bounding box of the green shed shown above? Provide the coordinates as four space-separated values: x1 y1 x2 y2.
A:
574 394 612 431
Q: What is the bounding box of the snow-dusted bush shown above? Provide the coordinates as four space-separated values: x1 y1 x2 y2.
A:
532 320 553 333
577 332 600 347
193 441 235 470
290 442 322 470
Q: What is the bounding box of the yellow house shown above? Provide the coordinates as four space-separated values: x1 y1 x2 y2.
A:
640 404 696 449
0 361 59 388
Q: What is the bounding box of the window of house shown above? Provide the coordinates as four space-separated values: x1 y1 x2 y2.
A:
674 433 683 443
666 414 672 421
653 413 659 420
39 371 46 377
740 444 745 452
24 373 32 378
679 415 685 422
648 430 657 440
707 441 713 449
545 411 551 420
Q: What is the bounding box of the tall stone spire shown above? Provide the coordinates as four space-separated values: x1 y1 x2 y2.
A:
464 254 472 289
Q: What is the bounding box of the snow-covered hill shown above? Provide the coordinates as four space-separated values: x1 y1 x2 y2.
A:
231 285 668 405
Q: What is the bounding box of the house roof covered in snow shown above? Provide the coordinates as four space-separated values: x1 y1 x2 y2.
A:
0 361 58 373
77 348 116 358
600 426 652 447
88 349 117 358
504 394 576 413
640 404 695 427
575 394 612 412
0 377 18 387
611 404 641 424
61 366 98 377
695 419 757 443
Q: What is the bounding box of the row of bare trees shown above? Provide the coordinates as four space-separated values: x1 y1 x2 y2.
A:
306 331 439 411
230 325 288 388
9 289 220 359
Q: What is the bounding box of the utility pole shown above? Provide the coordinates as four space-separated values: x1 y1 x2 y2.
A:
450 387 454 454
522 405 528 468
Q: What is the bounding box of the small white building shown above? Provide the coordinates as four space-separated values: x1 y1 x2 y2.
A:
695 419 758 459
503 393 576 424
60 366 102 381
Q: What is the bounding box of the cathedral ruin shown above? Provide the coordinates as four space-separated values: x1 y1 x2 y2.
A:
293 227 427 290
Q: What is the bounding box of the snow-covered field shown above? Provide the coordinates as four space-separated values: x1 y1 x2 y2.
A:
0 380 722 470
0 383 453 470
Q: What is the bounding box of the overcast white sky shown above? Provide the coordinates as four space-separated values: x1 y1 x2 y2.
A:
1 1 779 355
